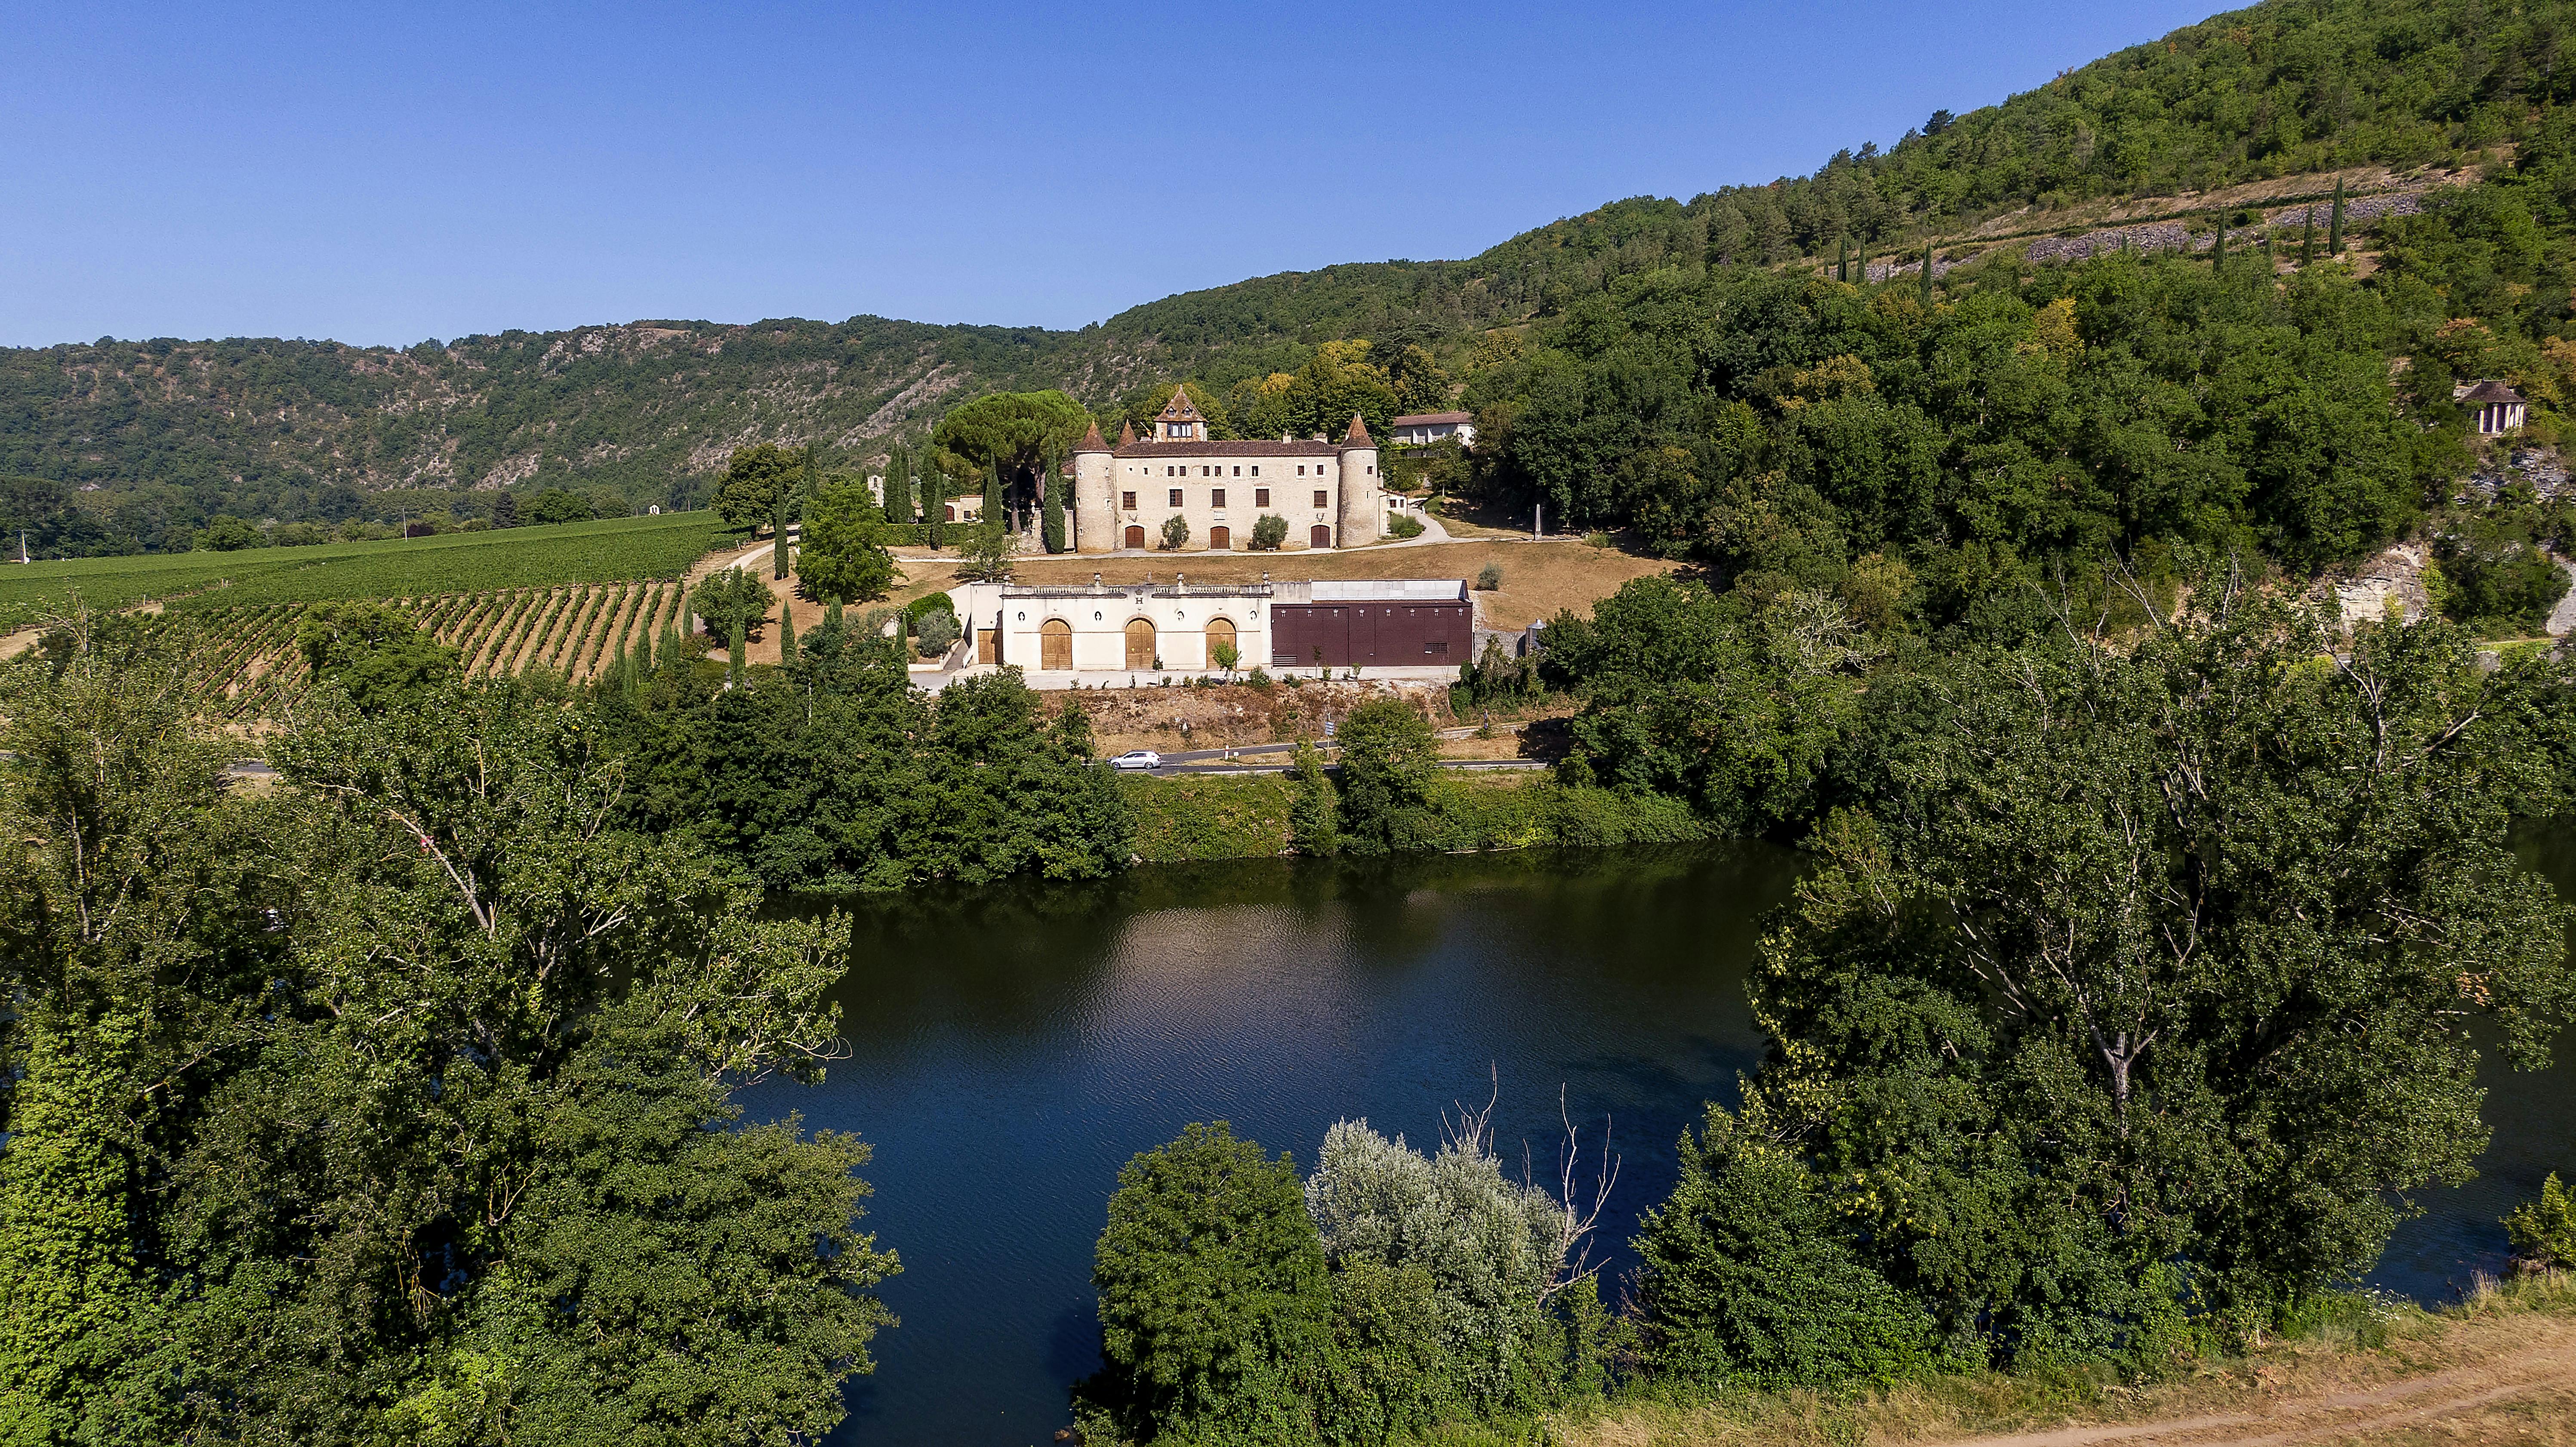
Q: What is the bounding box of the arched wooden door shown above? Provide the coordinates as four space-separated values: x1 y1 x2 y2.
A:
1206 617 1237 668
1124 618 1156 670
1123 524 1145 549
1040 618 1073 670
1310 524 1333 549
1208 525 1230 550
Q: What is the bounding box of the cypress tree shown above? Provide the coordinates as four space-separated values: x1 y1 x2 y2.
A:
778 595 796 663
1042 444 1068 554
1919 243 1935 308
1857 238 1867 284
2213 220 2225 266
2302 206 2315 266
1837 235 1849 284
2329 176 2345 255
983 460 1004 534
728 619 746 683
885 443 910 526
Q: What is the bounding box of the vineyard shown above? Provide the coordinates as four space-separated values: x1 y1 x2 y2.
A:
110 578 699 722
0 512 729 631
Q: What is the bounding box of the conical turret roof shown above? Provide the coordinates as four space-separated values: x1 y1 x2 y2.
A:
1116 420 1138 446
1341 413 1373 446
1075 419 1109 452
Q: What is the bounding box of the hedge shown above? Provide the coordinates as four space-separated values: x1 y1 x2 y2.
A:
1121 770 1713 863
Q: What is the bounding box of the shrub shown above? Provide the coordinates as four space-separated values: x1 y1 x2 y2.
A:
2505 1172 2576 1270
1389 513 1425 539
1583 530 1612 549
912 607 958 659
1251 514 1290 551
1633 1105 1937 1388
1476 562 1503 590
1160 514 1191 550
1288 741 1339 855
1087 1124 1329 1444
1334 700 1439 853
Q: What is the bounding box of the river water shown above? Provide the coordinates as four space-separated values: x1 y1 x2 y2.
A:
739 836 2576 1447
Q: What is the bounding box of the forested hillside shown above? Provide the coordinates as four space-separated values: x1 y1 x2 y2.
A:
3 0 2569 568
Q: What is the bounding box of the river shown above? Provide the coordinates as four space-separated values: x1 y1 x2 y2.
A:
738 836 2576 1447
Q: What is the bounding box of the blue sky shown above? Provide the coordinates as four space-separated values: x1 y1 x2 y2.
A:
1 1 2225 349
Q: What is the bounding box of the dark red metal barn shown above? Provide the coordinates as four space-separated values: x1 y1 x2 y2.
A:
1268 580 1472 668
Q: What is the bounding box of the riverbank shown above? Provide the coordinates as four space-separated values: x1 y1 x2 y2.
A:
1552 1273 2576 1447
1120 768 1707 861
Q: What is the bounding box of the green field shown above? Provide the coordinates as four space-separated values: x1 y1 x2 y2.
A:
0 512 733 629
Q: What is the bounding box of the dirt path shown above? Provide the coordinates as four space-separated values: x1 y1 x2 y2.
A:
1915 1314 2576 1447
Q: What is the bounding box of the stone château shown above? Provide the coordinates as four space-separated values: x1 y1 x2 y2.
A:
1069 389 1380 554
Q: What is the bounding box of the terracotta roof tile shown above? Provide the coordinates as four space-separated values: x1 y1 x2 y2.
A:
1074 419 1109 451
1113 439 1340 458
2462 379 2526 404
1342 413 1373 445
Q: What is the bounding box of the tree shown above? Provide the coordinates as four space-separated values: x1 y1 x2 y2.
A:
1288 741 1339 855
1334 699 1439 853
1633 1105 1936 1388
296 600 461 711
1042 445 1068 554
797 475 897 604
1251 514 1289 551
2505 1174 2576 1271
957 521 1014 583
691 568 773 651
525 487 595 525
1087 1123 1328 1444
2330 173 2346 254
883 442 912 525
931 392 1092 526
715 444 803 529
492 491 520 528
192 514 260 551
1749 594 2576 1352
1159 514 1189 550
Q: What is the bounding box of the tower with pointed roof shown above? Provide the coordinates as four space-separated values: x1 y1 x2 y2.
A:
1336 413 1382 548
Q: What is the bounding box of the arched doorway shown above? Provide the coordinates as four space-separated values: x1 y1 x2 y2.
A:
1206 617 1237 669
1208 525 1230 550
1123 524 1146 550
1124 618 1156 670
1310 525 1333 549
1040 618 1073 671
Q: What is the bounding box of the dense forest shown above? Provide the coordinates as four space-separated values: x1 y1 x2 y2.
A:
13 0 2576 572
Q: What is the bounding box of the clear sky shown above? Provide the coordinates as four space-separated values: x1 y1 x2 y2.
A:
1 0 2226 349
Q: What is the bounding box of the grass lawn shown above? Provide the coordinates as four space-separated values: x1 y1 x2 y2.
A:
0 512 731 629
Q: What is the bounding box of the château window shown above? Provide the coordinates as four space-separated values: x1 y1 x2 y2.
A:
1122 491 1137 509
1254 487 1270 506
1249 466 1259 476
1211 489 1226 508
1296 465 1305 475
1312 490 1327 508
1168 488 1183 506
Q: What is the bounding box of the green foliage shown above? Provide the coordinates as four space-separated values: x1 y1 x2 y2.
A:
523 486 598 525
1633 1105 1938 1388
1160 514 1191 551
1288 742 1340 856
1749 597 2576 1358
295 599 460 711
798 475 898 603
1332 700 1439 854
1476 562 1503 590
1120 773 1296 861
1226 341 1398 444
2432 512 2569 635
1541 577 1861 834
0 626 898 1444
1088 1123 1329 1444
1387 513 1424 539
931 390 1093 481
601 656 1130 891
192 514 260 551
1250 514 1290 551
2504 1173 2576 1269
958 521 1016 582
690 567 772 648
713 444 804 529
912 606 959 659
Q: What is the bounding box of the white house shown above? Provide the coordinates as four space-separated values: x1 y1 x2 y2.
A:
1390 410 1475 447
1069 391 1383 554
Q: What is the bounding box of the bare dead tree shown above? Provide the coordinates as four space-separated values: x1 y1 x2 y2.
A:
1540 1085 1619 1303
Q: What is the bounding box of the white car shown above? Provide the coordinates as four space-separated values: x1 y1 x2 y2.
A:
1109 750 1162 771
